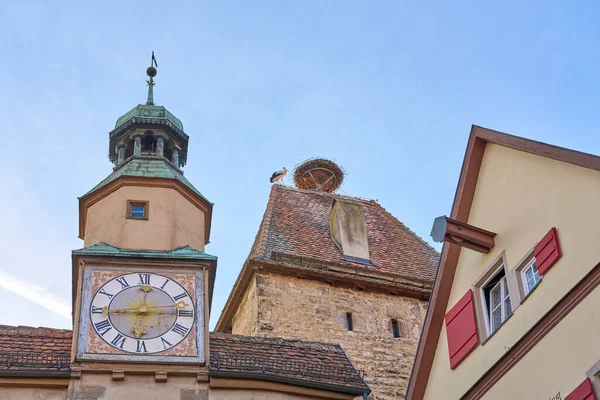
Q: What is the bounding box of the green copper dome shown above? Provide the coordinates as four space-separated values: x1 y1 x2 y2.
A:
115 104 184 131
108 53 190 167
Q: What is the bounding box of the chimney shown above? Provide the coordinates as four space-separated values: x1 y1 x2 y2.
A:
330 198 371 264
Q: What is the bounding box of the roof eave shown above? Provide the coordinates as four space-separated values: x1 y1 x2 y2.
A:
209 369 370 397
0 370 71 379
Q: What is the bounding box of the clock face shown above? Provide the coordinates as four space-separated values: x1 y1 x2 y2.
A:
90 272 195 354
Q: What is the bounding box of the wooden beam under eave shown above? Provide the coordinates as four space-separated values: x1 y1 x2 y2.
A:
431 216 497 254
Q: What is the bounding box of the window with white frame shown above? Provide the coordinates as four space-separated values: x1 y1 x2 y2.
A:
473 254 519 341
515 252 542 300
520 257 541 295
481 268 512 335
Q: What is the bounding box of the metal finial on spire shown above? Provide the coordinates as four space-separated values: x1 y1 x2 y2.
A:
146 51 158 105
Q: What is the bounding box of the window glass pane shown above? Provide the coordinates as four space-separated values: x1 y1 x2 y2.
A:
525 266 534 282
504 296 512 316
501 277 511 319
130 205 145 218
522 259 542 295
492 308 502 332
491 285 501 309
532 265 541 284
527 277 536 291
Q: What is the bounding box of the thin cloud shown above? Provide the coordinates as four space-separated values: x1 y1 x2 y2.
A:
0 270 71 320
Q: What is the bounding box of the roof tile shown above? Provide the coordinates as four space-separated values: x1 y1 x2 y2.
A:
209 333 369 392
82 157 212 205
0 325 71 371
0 325 368 394
251 185 439 282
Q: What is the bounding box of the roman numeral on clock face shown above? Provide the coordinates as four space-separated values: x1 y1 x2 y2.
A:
116 277 129 289
138 274 150 285
179 309 193 318
136 340 148 353
94 320 112 336
161 337 172 349
172 323 189 336
91 305 103 314
173 292 187 301
110 334 126 349
98 288 113 299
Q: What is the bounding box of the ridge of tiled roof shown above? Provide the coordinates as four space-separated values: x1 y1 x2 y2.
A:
248 184 280 260
209 332 369 394
251 184 439 282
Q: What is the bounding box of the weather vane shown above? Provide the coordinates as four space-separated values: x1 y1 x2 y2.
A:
146 51 158 105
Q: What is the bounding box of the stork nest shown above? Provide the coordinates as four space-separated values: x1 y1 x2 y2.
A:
293 158 345 193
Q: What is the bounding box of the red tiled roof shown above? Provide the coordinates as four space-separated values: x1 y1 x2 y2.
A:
250 185 439 282
209 332 369 393
0 324 368 394
0 325 72 371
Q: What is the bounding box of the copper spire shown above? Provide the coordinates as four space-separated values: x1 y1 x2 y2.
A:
146 51 158 105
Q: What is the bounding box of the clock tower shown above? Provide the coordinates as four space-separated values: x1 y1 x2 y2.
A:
69 55 216 396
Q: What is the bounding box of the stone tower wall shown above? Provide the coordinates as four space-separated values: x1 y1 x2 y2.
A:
231 271 428 400
231 274 258 336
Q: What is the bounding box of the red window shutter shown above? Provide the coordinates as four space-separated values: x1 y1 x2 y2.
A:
565 377 596 400
534 227 562 275
445 290 479 370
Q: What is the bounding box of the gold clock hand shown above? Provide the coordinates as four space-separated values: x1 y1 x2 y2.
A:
101 305 139 315
102 301 190 315
145 301 190 310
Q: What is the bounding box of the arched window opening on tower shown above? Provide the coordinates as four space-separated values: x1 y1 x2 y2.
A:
142 131 157 155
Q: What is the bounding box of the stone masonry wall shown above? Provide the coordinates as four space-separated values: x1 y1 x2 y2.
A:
240 271 428 400
231 274 257 336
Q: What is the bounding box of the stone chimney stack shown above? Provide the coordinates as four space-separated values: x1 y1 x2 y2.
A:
330 198 371 263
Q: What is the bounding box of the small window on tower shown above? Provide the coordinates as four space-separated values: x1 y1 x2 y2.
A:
127 200 149 220
131 205 144 218
391 319 400 338
346 312 353 331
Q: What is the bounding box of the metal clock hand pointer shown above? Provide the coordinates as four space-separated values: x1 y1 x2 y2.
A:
102 301 190 315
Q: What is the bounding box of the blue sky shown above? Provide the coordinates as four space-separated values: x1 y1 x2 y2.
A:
1 0 599 330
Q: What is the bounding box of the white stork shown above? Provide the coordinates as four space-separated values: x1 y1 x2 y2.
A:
269 167 288 185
